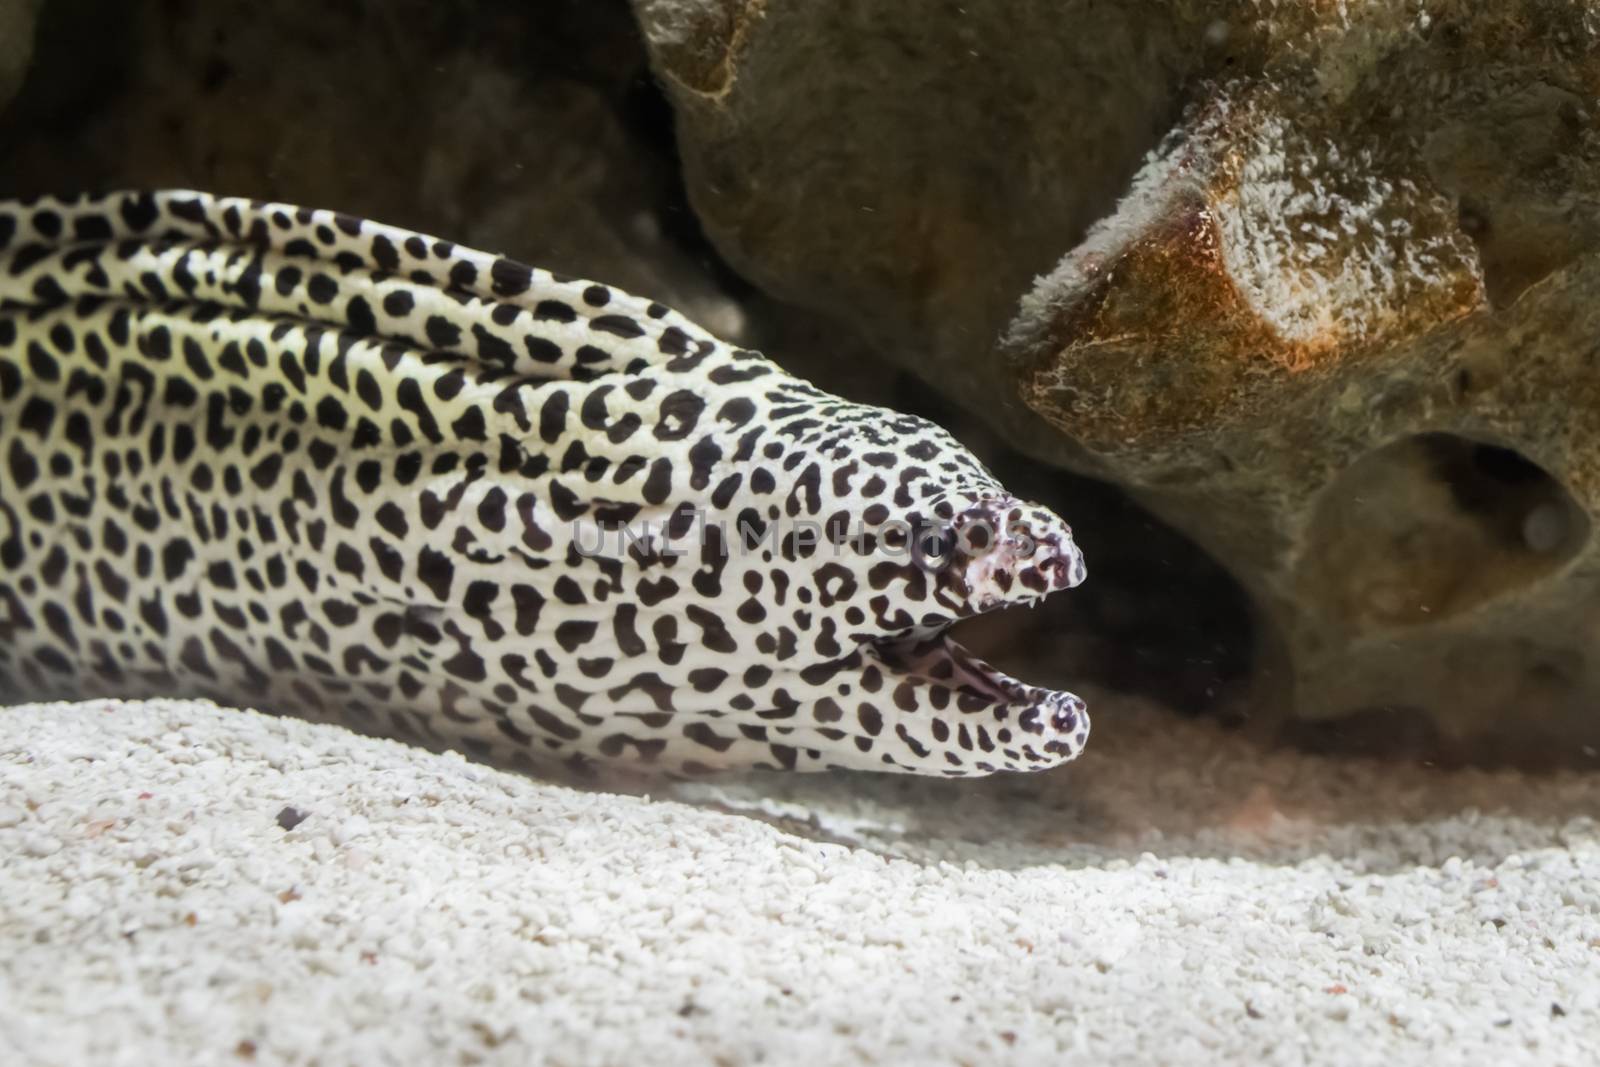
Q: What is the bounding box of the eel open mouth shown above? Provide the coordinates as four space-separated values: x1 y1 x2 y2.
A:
858 496 1091 772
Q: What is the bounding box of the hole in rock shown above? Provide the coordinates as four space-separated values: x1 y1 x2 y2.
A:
1297 433 1589 631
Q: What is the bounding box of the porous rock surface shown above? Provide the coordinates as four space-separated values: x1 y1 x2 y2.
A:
636 0 1600 762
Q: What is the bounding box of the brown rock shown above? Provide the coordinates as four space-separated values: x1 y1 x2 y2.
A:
1006 5 1600 762
631 0 1223 421
638 0 1600 760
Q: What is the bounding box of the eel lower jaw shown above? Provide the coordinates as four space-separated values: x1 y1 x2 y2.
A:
868 626 1091 761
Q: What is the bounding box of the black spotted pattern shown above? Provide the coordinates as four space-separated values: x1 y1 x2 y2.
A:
0 190 1089 778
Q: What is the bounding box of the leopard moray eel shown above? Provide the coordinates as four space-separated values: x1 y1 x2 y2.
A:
0 190 1088 777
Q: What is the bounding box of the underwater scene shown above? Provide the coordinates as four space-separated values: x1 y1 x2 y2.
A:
1 2 1597 1063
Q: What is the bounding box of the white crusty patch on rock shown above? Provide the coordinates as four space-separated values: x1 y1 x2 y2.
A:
1210 107 1483 352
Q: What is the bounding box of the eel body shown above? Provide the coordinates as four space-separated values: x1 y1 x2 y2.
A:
0 190 1087 776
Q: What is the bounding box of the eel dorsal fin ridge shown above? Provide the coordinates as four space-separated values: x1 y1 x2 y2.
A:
0 189 715 382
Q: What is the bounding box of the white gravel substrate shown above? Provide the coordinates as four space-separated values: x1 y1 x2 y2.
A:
2 696 1598 1066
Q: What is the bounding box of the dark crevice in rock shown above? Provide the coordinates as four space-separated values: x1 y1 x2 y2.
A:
1299 433 1587 634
